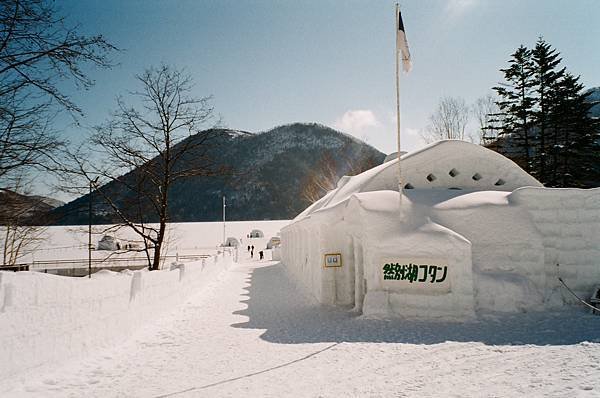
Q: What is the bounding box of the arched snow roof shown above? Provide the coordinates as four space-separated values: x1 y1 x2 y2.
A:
297 140 541 220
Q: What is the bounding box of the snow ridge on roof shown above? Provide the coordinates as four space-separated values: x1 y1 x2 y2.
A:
295 140 542 222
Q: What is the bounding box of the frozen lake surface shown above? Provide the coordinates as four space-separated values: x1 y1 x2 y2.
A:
13 220 288 269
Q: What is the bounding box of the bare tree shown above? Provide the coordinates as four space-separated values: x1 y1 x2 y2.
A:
2 216 45 267
421 96 472 143
65 65 223 271
0 0 115 185
473 93 502 145
1 176 46 267
301 152 339 204
301 148 379 204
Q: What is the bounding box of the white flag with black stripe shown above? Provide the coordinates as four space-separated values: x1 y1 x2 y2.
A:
397 9 412 73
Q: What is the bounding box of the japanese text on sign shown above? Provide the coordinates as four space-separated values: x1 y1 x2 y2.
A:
382 263 447 283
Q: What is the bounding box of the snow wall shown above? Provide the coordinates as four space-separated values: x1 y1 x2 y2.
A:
281 141 600 319
0 249 235 381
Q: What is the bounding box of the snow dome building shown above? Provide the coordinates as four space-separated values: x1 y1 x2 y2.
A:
223 237 240 247
281 140 600 318
249 229 264 238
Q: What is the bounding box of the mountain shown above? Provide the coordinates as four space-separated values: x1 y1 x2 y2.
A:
51 123 385 224
0 189 64 225
29 195 65 209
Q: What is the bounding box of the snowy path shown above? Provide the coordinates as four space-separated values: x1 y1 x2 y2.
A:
3 258 600 397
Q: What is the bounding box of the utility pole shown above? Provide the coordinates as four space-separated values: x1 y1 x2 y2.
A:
88 176 99 278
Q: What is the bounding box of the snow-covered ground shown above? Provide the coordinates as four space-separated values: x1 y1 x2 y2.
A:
2 251 599 397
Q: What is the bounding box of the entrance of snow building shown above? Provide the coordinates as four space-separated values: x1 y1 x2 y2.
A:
352 237 365 312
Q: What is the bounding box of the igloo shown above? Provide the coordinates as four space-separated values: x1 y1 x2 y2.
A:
281 140 600 319
223 237 240 247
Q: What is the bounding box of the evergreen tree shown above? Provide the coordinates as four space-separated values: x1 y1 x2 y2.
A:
489 40 599 188
531 38 565 183
550 73 599 187
492 45 536 173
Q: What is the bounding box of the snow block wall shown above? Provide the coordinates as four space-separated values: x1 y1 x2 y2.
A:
281 219 327 304
281 191 476 319
429 190 547 313
281 141 600 319
0 250 234 381
509 187 600 307
429 187 600 312
347 192 476 319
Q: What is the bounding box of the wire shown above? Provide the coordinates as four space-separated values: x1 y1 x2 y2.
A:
558 277 599 313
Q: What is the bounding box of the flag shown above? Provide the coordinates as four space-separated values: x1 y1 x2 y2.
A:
397 9 412 73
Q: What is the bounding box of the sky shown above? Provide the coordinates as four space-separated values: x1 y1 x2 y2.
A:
56 0 599 163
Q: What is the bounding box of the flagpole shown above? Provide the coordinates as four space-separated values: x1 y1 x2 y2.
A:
395 3 403 220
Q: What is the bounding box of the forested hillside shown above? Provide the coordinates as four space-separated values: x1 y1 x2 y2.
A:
52 123 385 224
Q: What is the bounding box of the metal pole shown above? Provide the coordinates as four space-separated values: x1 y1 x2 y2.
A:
395 3 403 221
88 180 92 278
88 177 99 278
222 196 226 245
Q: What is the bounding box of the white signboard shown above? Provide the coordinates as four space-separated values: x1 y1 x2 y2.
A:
324 253 342 268
380 258 450 293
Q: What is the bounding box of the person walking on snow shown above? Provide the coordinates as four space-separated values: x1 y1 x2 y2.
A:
259 250 264 260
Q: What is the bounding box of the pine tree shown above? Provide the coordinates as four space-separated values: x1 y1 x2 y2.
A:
550 73 600 187
489 40 599 188
492 45 536 173
531 38 565 183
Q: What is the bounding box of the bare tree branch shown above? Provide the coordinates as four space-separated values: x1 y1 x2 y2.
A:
0 0 116 188
60 64 223 271
300 145 379 204
473 93 502 145
0 174 47 266
421 96 473 144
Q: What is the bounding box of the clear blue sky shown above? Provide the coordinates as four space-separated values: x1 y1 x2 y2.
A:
59 0 600 155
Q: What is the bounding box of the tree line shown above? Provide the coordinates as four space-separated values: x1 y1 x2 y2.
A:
425 38 599 188
490 38 598 187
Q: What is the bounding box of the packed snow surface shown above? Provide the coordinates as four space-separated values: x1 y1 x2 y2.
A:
1 253 599 397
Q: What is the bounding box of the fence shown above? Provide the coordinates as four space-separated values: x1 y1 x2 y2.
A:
0 253 212 276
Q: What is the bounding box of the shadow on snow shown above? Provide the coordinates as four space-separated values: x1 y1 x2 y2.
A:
231 263 600 346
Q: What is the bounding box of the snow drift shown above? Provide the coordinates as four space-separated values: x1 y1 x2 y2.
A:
0 250 235 381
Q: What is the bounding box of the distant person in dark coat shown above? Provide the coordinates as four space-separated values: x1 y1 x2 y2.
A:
259 250 264 260
247 245 250 252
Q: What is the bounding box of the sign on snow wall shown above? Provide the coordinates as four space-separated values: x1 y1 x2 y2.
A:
324 253 342 268
380 258 450 293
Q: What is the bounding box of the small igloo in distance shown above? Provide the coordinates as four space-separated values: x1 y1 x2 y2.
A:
249 229 264 238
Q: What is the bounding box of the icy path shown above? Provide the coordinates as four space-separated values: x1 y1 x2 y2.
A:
3 259 600 397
